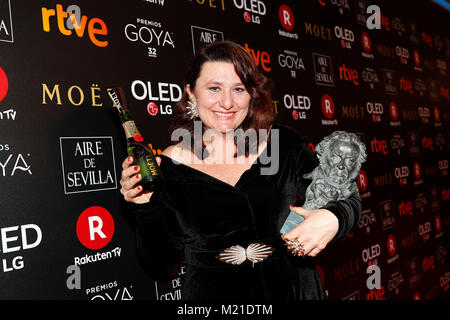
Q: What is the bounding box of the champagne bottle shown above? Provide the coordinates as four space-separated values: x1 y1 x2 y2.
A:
108 87 162 189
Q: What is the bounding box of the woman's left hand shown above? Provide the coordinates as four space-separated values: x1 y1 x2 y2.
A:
281 206 339 257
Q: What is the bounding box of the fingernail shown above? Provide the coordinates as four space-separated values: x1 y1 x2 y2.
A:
134 166 139 171
290 205 294 209
136 174 140 179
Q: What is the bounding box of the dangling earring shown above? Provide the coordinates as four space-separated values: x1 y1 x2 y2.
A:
186 99 199 119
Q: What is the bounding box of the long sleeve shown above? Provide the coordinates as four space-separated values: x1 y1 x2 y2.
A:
129 184 185 281
292 133 361 242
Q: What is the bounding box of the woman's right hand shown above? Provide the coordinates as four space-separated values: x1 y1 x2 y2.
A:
120 156 162 204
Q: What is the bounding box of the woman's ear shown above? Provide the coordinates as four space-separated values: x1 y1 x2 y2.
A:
185 84 195 102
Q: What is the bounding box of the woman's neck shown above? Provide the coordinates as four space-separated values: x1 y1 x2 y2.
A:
203 129 237 164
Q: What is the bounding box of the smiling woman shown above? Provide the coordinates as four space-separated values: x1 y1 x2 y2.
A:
119 40 361 300
170 40 274 159
185 61 251 133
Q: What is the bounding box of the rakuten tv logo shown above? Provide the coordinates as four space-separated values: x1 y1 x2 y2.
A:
76 206 114 250
279 4 294 31
0 66 16 121
41 4 108 47
0 66 7 103
321 94 338 125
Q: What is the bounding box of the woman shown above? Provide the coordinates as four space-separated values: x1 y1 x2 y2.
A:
120 41 361 300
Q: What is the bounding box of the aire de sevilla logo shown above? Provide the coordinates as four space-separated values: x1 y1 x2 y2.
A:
76 206 114 250
0 66 8 102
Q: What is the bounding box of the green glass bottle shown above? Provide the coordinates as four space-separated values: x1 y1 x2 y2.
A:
108 87 162 189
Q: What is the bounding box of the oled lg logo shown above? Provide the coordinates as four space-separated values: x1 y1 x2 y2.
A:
0 0 13 42
334 26 354 49
0 224 42 273
366 101 383 122
234 0 266 24
131 80 182 116
282 93 311 120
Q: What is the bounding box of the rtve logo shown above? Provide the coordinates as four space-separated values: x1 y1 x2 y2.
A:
339 64 359 86
41 4 108 47
76 206 114 250
244 43 271 72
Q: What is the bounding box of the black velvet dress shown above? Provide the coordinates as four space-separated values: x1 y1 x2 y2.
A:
131 123 361 300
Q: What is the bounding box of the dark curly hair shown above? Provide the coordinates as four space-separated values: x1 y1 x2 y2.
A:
169 40 275 158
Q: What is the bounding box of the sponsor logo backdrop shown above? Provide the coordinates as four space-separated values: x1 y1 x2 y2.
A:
0 0 448 300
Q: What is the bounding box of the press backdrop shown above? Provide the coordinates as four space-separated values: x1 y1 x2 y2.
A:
0 0 449 300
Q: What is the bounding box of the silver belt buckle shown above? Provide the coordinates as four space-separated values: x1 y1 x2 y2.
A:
216 243 274 266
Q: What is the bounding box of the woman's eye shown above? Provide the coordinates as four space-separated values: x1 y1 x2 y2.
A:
208 87 220 92
234 87 246 93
